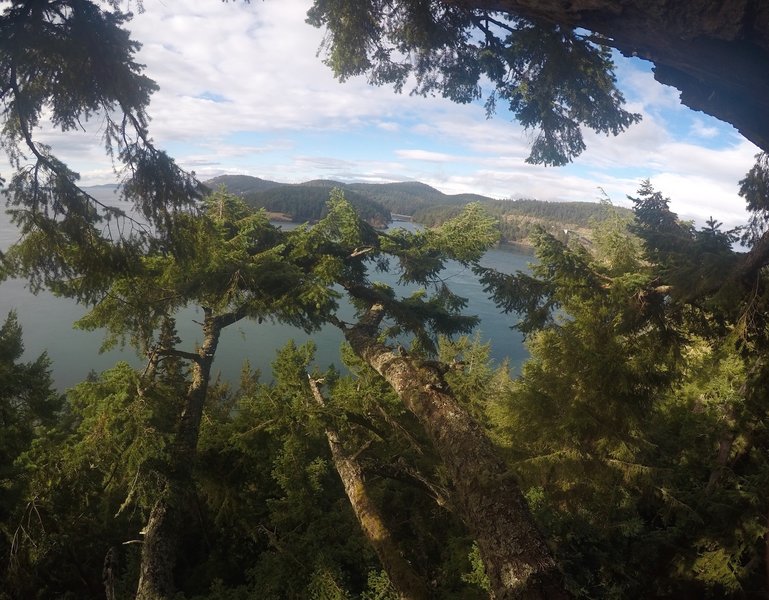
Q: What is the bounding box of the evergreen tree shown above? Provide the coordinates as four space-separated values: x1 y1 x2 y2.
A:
292 195 572 598
477 188 769 597
308 1 639 166
0 311 62 597
4 188 342 599
1 1 204 302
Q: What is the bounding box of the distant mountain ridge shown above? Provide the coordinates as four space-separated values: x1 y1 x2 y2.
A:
202 174 632 247
205 174 283 195
203 174 499 214
78 177 630 248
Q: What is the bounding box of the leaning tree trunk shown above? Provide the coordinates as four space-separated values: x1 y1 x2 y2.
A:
308 375 431 600
136 308 230 600
339 306 570 600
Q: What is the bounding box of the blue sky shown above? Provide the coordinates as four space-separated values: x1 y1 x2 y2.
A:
20 0 761 228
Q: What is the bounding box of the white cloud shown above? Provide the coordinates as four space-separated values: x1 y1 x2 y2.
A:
395 149 458 162
292 155 357 173
689 118 720 139
127 1 423 141
649 173 748 228
618 63 684 114
376 121 401 132
0 0 760 234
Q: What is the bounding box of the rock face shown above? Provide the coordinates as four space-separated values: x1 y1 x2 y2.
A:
455 0 769 151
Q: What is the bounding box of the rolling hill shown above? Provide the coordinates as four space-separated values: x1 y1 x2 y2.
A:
204 174 283 195
242 184 391 227
202 174 632 246
203 175 495 219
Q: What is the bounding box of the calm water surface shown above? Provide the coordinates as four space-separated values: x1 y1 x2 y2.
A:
1 213 532 391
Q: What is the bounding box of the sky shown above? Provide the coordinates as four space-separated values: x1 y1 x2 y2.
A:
23 0 763 228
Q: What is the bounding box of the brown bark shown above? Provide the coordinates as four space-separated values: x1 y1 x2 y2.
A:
103 546 118 600
447 0 769 153
308 376 431 600
136 307 239 600
704 431 735 495
135 498 180 600
337 306 570 600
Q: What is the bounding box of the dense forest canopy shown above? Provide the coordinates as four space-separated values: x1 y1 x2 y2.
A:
1 1 769 599
241 184 391 227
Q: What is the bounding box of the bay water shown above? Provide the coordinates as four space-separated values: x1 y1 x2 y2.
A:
1 209 531 391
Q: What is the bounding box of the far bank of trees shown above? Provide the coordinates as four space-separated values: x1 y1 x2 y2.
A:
413 199 630 248
214 174 621 248
243 184 391 227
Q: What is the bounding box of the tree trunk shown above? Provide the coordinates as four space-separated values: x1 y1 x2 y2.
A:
135 495 180 600
450 0 769 153
307 375 431 600
135 372 211 600
339 306 570 600
135 308 228 600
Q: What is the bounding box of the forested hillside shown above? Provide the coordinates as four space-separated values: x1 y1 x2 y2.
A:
6 188 769 599
208 175 492 217
207 174 628 245
242 183 391 227
415 199 632 248
348 180 488 213
205 174 283 195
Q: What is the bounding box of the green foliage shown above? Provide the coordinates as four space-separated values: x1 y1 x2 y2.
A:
478 183 769 597
205 174 283 196
209 175 488 219
739 152 769 216
738 152 769 246
306 563 352 600
0 1 207 304
10 1 769 596
308 1 640 165
74 189 340 354
244 183 391 226
2 360 171 599
0 312 63 596
0 2 153 138
209 174 628 250
437 334 504 426
360 570 399 600
287 192 499 353
189 341 371 598
349 181 482 216
630 180 740 309
4 188 504 597
0 311 62 449
589 200 642 275
185 335 489 598
64 363 172 500
414 197 633 248
11 157 769 599
461 543 490 592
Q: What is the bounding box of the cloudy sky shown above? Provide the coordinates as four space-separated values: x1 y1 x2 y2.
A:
34 0 763 228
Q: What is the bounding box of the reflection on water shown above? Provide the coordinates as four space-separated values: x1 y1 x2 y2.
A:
1 212 532 391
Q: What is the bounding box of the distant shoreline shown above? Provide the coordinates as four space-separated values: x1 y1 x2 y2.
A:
495 240 535 255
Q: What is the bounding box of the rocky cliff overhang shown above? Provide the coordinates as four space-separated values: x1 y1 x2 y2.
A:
452 0 769 152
